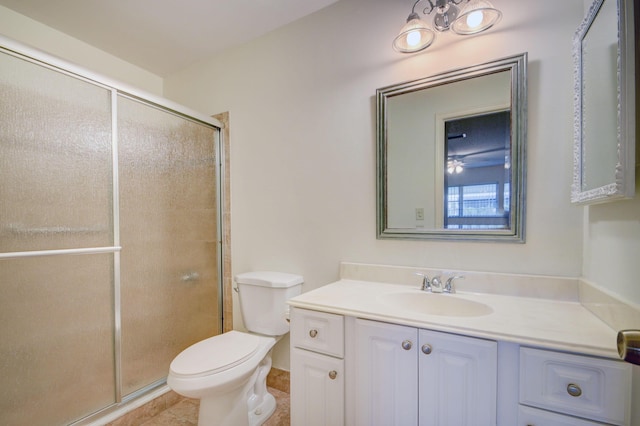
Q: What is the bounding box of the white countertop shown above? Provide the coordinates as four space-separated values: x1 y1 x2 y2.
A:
288 279 620 359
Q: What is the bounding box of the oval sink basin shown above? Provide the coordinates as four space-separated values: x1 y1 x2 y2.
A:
381 292 493 317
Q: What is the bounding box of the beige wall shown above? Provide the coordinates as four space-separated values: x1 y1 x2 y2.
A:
0 5 163 95
3 0 638 370
583 177 640 304
578 0 640 308
165 0 586 279
162 0 591 369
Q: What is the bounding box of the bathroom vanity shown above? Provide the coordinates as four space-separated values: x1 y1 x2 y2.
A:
288 264 635 426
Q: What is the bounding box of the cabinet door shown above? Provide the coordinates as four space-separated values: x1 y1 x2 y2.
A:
291 348 344 426
418 329 497 426
354 318 418 426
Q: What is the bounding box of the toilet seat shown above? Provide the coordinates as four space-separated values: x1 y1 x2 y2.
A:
170 331 261 378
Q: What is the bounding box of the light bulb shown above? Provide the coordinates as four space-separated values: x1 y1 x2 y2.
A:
455 165 463 174
406 30 422 47
466 10 484 29
451 1 502 35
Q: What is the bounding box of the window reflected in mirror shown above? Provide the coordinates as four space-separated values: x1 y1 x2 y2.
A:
444 111 511 230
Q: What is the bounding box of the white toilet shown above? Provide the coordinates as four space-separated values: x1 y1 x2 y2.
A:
167 271 303 426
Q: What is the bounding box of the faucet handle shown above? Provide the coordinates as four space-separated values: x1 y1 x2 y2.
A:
415 272 431 292
444 275 465 293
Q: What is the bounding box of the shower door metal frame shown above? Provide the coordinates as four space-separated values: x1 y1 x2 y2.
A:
0 35 225 424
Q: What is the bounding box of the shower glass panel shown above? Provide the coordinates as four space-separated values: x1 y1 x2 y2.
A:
0 254 116 426
118 95 220 396
0 39 222 425
0 52 113 253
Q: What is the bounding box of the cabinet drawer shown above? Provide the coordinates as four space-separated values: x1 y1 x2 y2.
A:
519 347 631 425
291 308 344 358
518 405 604 426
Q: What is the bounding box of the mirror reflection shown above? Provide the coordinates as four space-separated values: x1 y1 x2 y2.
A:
377 54 527 241
579 0 618 192
443 110 511 230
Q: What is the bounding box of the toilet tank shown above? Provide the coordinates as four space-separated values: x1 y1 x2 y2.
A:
235 271 303 336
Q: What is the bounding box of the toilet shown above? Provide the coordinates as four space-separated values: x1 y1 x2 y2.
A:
167 271 303 426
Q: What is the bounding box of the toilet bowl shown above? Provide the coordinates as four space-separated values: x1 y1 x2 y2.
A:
167 271 303 426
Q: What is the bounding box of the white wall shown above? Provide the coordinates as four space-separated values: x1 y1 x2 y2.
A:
578 0 640 308
1 0 636 371
0 5 163 95
163 0 587 368
583 179 640 304
164 0 585 284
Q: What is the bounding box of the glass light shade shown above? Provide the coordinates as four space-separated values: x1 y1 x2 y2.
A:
393 14 436 53
451 0 502 35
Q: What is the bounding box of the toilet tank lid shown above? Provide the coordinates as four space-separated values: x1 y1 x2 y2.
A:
234 271 303 288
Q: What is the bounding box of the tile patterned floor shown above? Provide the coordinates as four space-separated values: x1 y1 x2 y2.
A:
138 387 290 426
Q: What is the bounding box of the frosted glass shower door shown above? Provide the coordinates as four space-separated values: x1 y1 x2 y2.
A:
0 52 116 425
0 52 113 253
117 95 220 396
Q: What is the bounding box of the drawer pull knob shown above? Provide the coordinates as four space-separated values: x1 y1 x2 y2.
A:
421 344 433 355
309 329 318 338
567 383 582 397
328 370 338 380
401 340 412 350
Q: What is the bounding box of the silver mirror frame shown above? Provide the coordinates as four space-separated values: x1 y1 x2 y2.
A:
571 0 636 204
376 53 528 242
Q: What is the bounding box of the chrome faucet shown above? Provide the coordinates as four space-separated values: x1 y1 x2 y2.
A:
416 272 465 293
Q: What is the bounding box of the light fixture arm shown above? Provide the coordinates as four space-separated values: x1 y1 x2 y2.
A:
410 0 421 14
421 0 467 15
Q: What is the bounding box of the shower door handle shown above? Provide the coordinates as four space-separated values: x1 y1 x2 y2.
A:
181 271 200 282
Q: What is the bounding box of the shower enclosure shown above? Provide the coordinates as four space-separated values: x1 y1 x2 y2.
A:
0 38 224 425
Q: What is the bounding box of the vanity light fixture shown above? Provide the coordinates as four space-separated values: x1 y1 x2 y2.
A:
392 0 502 53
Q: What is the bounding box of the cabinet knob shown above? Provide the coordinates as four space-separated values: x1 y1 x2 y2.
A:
309 329 318 338
567 383 582 397
328 370 338 380
401 340 412 350
421 344 433 355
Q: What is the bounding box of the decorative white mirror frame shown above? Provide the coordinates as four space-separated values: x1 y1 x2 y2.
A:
571 0 636 204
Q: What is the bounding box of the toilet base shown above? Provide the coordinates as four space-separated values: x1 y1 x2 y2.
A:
248 392 276 426
196 350 277 426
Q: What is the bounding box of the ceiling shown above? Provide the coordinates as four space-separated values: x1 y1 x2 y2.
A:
0 0 339 76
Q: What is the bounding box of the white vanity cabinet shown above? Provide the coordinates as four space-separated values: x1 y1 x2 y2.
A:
290 307 632 426
290 308 345 426
353 318 498 426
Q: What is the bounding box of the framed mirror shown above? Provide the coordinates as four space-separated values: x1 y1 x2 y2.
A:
376 53 527 242
571 0 636 204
